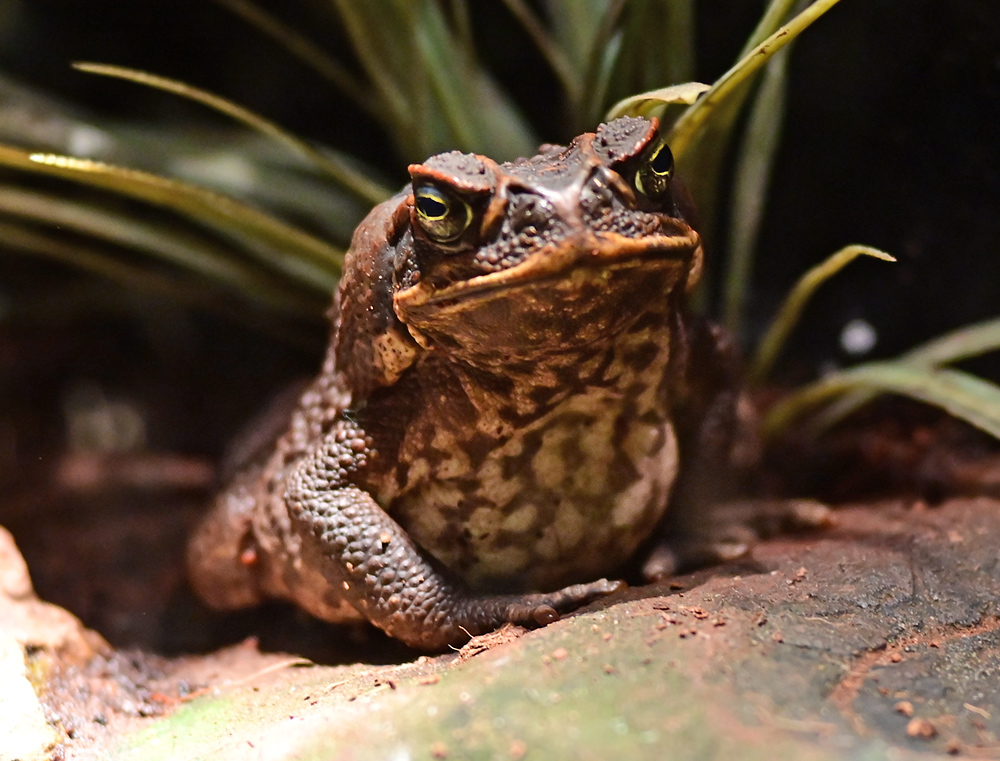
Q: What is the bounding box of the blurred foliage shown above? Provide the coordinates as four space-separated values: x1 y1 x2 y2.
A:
765 318 1000 442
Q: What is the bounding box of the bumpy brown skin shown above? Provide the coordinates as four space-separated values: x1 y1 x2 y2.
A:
186 116 740 650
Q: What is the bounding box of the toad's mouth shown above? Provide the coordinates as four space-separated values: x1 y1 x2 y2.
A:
398 220 702 310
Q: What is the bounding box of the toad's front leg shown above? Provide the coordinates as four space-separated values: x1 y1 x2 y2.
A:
285 420 622 650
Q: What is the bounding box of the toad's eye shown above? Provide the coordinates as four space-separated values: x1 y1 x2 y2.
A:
634 139 674 201
413 184 473 243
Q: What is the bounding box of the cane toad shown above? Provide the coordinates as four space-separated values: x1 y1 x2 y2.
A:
187 116 746 650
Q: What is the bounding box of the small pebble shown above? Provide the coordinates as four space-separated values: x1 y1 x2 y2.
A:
906 718 937 739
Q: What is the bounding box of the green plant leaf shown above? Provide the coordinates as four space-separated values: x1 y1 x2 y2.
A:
0 217 205 301
165 144 374 246
667 0 840 161
0 185 320 317
595 0 695 128
740 0 801 56
209 0 375 112
502 0 580 104
0 218 327 334
763 364 1000 442
0 74 373 248
662 0 841 239
811 317 1000 431
330 0 537 160
750 245 896 384
897 317 1000 368
722 46 790 338
0 144 343 292
72 62 391 206
605 81 710 121
544 0 622 85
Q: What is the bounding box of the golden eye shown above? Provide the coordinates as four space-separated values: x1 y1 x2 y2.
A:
413 184 473 243
634 139 674 201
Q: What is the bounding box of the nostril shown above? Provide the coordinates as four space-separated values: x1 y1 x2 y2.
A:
509 194 554 233
580 166 628 218
581 179 615 214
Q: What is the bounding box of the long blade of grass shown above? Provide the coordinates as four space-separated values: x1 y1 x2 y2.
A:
448 0 475 60
546 0 620 71
722 46 790 338
209 0 374 112
0 73 371 245
750 245 896 384
501 0 579 101
72 62 390 206
544 0 628 127
586 31 625 129
166 143 372 245
330 0 413 134
0 218 220 305
739 0 800 57
410 0 485 150
664 0 840 241
329 0 535 160
666 0 842 161
596 0 695 128
605 0 831 244
414 0 539 158
900 317 1000 368
0 144 342 291
0 185 320 317
763 364 1000 442
811 317 1000 431
1 219 326 342
660 0 696 84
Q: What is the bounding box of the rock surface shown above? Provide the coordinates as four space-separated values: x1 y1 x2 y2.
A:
0 525 107 761
28 497 996 760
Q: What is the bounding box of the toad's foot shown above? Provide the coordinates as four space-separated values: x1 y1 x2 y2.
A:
497 579 625 627
643 498 834 581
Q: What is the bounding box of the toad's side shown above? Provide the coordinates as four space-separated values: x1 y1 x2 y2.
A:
187 116 736 650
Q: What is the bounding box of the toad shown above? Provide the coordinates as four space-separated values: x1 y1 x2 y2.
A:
187 116 752 650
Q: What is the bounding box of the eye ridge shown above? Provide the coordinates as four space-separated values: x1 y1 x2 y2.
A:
414 184 473 243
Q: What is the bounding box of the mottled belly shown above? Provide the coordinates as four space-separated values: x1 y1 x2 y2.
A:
392 393 679 591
